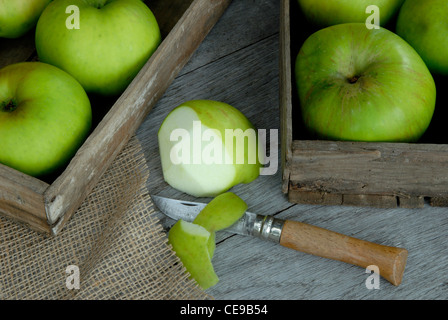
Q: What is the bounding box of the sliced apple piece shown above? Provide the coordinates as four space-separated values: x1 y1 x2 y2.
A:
167 193 248 290
168 219 219 290
194 192 247 232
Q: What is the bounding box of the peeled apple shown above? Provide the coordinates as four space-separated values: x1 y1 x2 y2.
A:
158 100 262 197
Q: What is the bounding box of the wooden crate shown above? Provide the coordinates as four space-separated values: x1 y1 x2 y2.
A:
280 0 448 209
0 0 232 235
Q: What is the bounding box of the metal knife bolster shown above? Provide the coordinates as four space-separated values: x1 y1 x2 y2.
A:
252 215 284 243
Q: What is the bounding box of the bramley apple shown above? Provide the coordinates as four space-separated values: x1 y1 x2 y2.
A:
297 0 404 27
0 62 92 177
35 0 161 96
396 0 448 76
0 0 51 38
295 23 436 142
158 100 263 198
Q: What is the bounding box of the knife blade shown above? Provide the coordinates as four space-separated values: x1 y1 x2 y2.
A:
151 194 408 286
151 195 280 240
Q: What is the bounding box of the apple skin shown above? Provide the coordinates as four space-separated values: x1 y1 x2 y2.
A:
35 0 161 96
0 0 52 38
0 62 92 177
158 100 262 198
295 23 436 142
167 193 248 290
194 192 247 259
193 192 247 232
168 219 219 290
297 0 405 27
207 231 216 259
396 0 448 76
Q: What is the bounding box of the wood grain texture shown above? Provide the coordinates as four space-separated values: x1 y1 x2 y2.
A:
289 140 448 208
279 0 292 194
208 203 448 299
0 164 50 234
0 31 36 68
45 0 232 235
141 0 448 299
280 219 408 286
2 0 447 300
0 0 231 235
281 0 448 208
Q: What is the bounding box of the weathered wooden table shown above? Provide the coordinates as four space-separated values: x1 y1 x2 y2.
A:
137 0 448 299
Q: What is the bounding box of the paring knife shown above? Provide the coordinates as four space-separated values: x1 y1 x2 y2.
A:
151 195 408 286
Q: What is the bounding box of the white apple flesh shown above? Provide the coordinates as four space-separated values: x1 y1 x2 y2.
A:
158 100 262 197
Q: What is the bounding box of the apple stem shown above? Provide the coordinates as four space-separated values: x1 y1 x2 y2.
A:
1 99 17 112
348 75 360 84
86 0 108 8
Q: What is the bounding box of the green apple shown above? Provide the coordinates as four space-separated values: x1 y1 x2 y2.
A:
0 62 92 177
158 100 262 197
297 0 404 27
168 219 219 290
194 192 247 232
35 0 161 96
295 23 436 142
0 0 52 38
396 0 448 75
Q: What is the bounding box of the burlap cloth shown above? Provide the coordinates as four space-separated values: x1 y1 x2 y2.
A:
0 136 211 300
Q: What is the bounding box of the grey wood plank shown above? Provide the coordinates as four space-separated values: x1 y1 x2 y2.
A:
179 0 279 75
137 33 283 203
208 203 448 299
0 31 36 69
135 0 448 300
137 30 290 230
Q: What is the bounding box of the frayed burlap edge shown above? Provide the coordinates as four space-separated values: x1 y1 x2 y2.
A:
0 136 212 300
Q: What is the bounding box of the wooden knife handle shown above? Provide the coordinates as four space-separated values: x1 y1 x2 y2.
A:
279 220 408 286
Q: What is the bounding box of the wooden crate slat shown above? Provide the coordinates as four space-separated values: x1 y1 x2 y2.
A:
279 0 292 194
289 140 448 200
0 164 50 233
0 0 232 235
45 0 233 235
280 0 448 209
289 182 427 209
